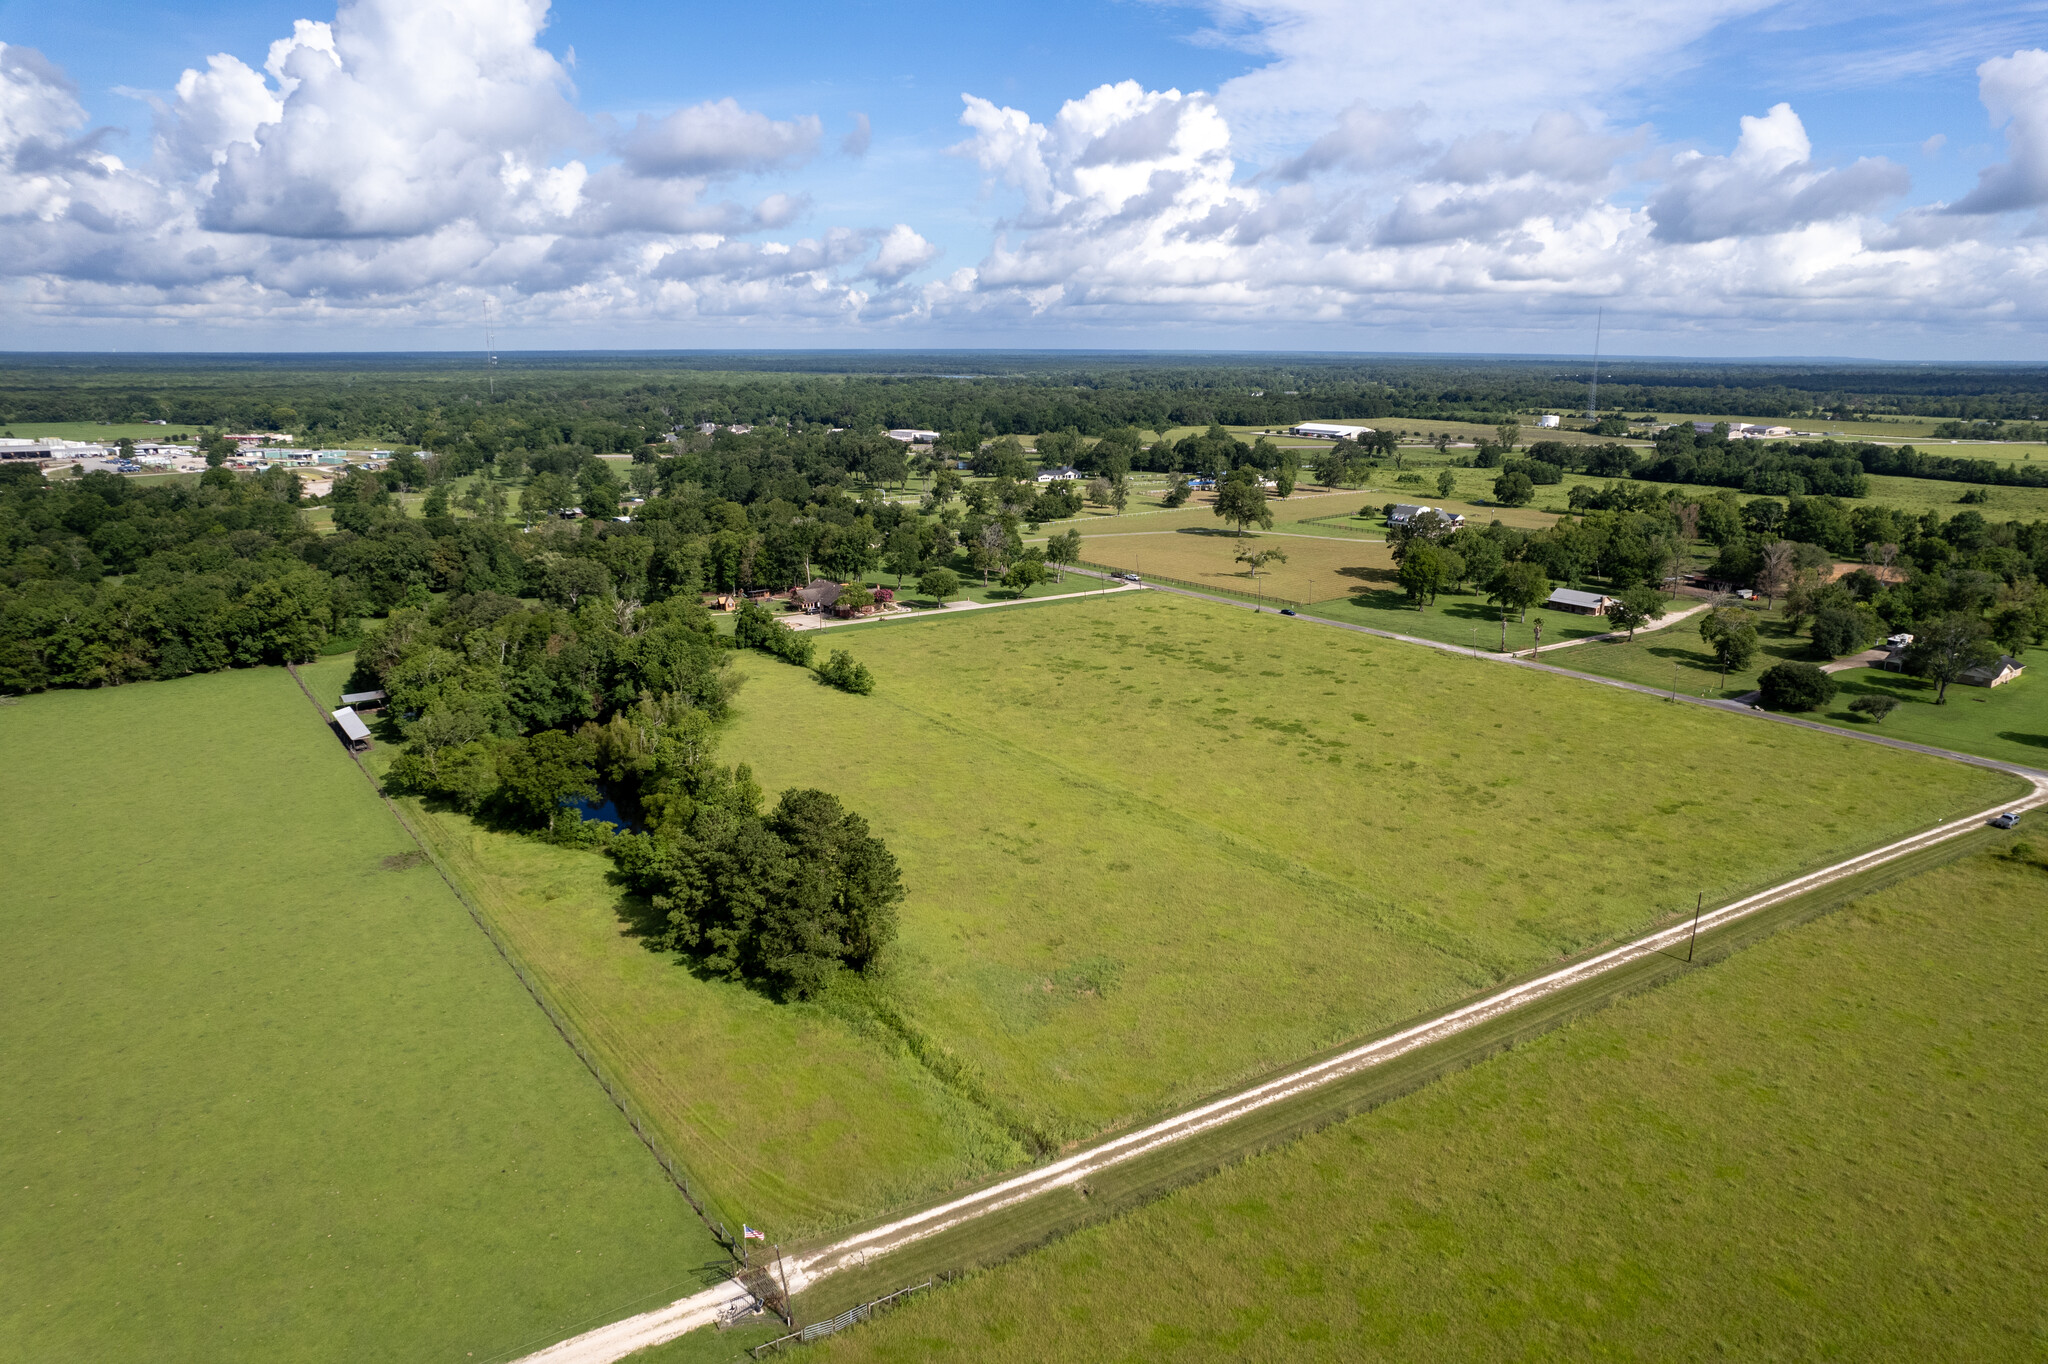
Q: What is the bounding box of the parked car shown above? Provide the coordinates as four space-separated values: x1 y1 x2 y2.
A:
1992 811 2021 829
1280 608 1297 616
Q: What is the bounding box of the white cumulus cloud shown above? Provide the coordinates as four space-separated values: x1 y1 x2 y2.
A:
1647 103 1910 242
0 0 928 335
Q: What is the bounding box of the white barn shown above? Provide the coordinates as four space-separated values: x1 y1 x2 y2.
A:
1290 422 1374 440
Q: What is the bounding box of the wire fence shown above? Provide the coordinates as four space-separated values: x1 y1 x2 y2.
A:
1072 558 1310 608
750 1282 933 1357
285 662 739 1262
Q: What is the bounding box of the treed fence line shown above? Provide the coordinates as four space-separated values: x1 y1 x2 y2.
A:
750 1281 934 1357
284 662 740 1263
1070 558 1311 608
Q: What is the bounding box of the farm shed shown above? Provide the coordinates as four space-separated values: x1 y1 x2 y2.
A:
331 707 373 752
1545 588 1616 615
340 689 387 711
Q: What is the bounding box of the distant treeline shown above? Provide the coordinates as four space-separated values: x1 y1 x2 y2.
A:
9 356 2048 446
1524 428 2048 498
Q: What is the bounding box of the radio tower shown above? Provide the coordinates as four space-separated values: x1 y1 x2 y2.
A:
484 298 498 399
1585 307 1603 422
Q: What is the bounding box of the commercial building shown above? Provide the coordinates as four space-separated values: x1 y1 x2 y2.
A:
1289 422 1374 440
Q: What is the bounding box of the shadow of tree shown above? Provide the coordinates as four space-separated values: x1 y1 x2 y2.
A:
1997 731 2048 750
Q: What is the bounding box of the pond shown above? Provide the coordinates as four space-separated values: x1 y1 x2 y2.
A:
565 787 638 832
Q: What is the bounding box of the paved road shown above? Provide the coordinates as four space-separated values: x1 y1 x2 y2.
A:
509 573 2045 1364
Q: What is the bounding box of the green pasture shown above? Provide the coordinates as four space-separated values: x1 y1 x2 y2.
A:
435 592 2018 1235
0 664 723 1364
1809 648 2048 769
818 846 2048 1363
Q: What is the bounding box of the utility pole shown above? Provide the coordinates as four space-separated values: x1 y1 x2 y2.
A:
1586 308 1603 422
1686 892 1704 962
773 1244 795 1327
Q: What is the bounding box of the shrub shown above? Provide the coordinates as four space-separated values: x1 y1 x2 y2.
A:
734 599 814 667
816 649 875 695
1758 661 1838 711
1848 694 1899 724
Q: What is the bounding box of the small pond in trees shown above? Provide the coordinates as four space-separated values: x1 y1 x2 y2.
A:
566 788 638 832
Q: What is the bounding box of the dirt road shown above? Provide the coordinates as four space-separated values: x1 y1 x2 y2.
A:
512 768 2045 1364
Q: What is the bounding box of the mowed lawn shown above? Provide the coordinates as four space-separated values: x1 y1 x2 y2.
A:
818 847 2048 1363
722 596 2017 1150
1552 605 1816 699
1809 647 2048 769
0 667 724 1364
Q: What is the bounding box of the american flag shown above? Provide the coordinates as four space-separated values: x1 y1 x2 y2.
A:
742 1224 766 1241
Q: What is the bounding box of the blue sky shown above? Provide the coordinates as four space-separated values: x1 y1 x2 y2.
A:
3 0 2047 355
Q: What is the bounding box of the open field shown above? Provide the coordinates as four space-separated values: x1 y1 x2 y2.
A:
0 664 724 1364
811 845 2048 1363
1808 647 2048 769
1072 529 1394 603
416 591 2018 1237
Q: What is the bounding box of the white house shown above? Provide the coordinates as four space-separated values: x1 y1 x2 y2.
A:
1290 422 1374 440
1536 414 1562 428
1387 504 1464 529
886 428 942 444
1036 466 1082 482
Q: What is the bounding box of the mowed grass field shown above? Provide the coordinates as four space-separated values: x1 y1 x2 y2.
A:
816 846 2048 1363
1554 605 1815 699
0 666 725 1364
1810 648 2048 769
